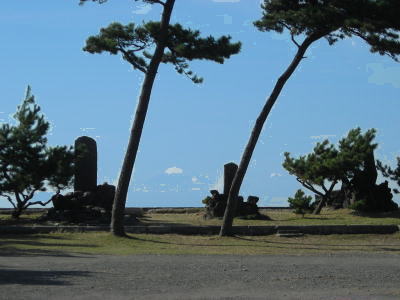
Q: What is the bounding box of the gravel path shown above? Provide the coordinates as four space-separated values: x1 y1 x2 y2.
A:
1 253 400 300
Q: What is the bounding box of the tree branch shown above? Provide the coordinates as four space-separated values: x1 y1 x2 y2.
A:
291 33 300 48
296 178 324 197
0 193 16 209
118 48 148 73
25 199 52 208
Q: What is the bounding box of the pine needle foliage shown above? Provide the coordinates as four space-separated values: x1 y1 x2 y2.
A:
83 20 241 83
377 157 400 193
0 87 74 218
283 128 377 214
288 189 313 217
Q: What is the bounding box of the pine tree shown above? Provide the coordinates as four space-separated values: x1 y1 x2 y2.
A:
283 128 377 214
80 0 241 236
0 87 74 218
287 189 313 217
377 158 400 194
220 0 400 235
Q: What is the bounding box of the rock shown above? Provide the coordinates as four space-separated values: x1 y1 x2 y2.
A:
95 182 116 212
74 136 97 192
223 162 238 196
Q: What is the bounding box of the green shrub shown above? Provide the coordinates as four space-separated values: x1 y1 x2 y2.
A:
288 189 313 217
202 196 212 205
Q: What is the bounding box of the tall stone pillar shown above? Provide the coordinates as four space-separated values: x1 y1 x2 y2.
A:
223 162 238 196
74 136 97 192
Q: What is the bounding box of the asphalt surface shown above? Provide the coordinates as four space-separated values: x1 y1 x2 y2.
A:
1 253 400 300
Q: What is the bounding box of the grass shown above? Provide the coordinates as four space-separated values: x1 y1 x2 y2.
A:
1 208 400 226
1 209 399 256
139 208 400 226
1 232 399 256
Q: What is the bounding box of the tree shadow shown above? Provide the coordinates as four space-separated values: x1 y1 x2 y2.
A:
0 269 91 285
128 234 400 253
233 235 400 251
351 210 400 219
0 234 97 257
136 216 194 227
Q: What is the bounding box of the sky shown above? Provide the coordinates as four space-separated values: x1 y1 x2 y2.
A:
0 0 399 208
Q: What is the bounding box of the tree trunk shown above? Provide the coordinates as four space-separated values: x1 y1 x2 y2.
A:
313 196 326 215
219 34 322 237
12 208 22 219
111 0 175 237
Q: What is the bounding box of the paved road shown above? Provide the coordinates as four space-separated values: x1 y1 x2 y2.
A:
1 253 399 300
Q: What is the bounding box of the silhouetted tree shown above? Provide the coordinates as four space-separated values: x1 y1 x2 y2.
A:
0 87 74 218
220 0 400 235
283 128 377 214
377 157 400 194
80 0 241 236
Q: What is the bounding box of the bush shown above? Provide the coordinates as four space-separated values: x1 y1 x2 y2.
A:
288 189 313 217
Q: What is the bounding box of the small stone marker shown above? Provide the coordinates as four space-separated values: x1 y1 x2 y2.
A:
74 136 97 192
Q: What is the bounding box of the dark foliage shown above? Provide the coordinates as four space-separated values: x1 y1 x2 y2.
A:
283 128 377 214
0 87 74 218
377 157 400 194
288 189 313 217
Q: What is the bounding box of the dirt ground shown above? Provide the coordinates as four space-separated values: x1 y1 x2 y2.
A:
1 253 400 299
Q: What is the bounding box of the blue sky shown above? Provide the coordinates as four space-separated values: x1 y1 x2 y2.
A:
1 0 399 207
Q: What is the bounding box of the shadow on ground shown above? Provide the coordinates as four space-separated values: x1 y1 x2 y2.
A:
0 268 91 285
0 234 97 257
131 234 400 254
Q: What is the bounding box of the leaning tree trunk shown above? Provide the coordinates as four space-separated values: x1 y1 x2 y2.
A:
219 34 323 237
313 196 327 215
111 0 175 237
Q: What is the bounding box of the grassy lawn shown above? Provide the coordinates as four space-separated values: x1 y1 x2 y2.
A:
139 208 400 226
1 209 399 256
1 208 400 226
1 232 399 256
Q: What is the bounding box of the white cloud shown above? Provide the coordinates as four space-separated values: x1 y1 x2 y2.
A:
192 176 205 185
80 127 95 132
165 166 183 175
270 173 282 178
367 63 400 88
191 187 201 191
133 4 152 15
310 134 336 140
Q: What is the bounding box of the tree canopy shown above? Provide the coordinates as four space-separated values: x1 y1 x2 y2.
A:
254 0 400 60
378 157 400 193
283 128 377 214
84 21 241 83
0 87 74 218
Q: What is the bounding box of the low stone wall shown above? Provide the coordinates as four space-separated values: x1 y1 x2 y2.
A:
1 225 399 235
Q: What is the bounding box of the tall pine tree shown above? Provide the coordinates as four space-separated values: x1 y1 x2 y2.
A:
80 0 241 236
220 0 400 236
